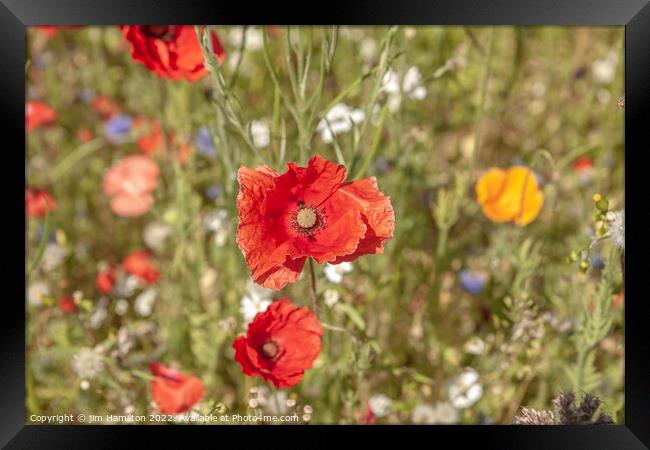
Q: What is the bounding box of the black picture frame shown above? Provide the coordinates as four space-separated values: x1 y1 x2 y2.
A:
3 1 649 448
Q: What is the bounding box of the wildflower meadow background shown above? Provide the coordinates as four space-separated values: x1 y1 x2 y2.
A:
25 26 624 425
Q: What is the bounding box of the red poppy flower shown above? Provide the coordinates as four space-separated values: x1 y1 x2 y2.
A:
77 127 93 142
232 299 323 388
25 188 57 218
57 296 77 313
134 118 165 155
120 26 225 82
122 250 159 284
91 95 120 119
573 156 593 172
236 155 394 290
96 268 116 294
148 362 205 414
25 102 57 132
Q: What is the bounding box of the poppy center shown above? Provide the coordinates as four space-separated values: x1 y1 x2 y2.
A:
261 340 279 359
141 26 174 40
296 208 317 228
290 202 326 237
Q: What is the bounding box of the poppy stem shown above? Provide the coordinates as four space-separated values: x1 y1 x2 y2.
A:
308 257 320 315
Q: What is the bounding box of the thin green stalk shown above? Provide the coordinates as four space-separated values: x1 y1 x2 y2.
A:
308 257 320 316
227 26 247 89
49 138 105 183
26 206 53 277
470 27 495 180
352 102 388 179
436 227 449 260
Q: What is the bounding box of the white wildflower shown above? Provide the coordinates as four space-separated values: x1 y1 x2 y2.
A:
448 367 483 409
89 298 108 329
607 209 624 252
411 404 437 424
114 275 140 298
324 262 353 284
359 37 377 63
260 388 288 415
403 67 427 100
203 209 228 232
117 326 134 356
229 26 263 51
71 347 104 379
430 402 459 424
134 288 157 317
143 222 171 252
464 336 486 355
115 299 129 316
324 289 340 308
240 279 273 324
404 27 417 40
368 394 392 418
381 67 427 112
250 120 270 148
27 281 50 306
204 209 229 247
592 53 618 84
316 103 365 143
41 242 67 271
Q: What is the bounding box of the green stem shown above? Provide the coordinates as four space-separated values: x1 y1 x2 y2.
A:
49 138 105 183
470 27 495 180
436 227 449 260
308 258 319 315
26 204 53 277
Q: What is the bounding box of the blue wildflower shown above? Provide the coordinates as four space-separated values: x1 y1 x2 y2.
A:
104 114 133 143
206 184 222 200
590 255 605 270
375 157 391 175
195 127 216 157
459 270 486 295
77 88 96 103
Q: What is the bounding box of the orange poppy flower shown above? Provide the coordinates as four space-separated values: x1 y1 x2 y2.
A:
475 166 544 226
25 102 57 132
149 362 205 414
236 155 394 290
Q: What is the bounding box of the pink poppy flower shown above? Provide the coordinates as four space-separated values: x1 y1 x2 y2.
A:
103 155 160 217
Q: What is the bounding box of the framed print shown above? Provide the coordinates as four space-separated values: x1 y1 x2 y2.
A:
2 0 650 448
